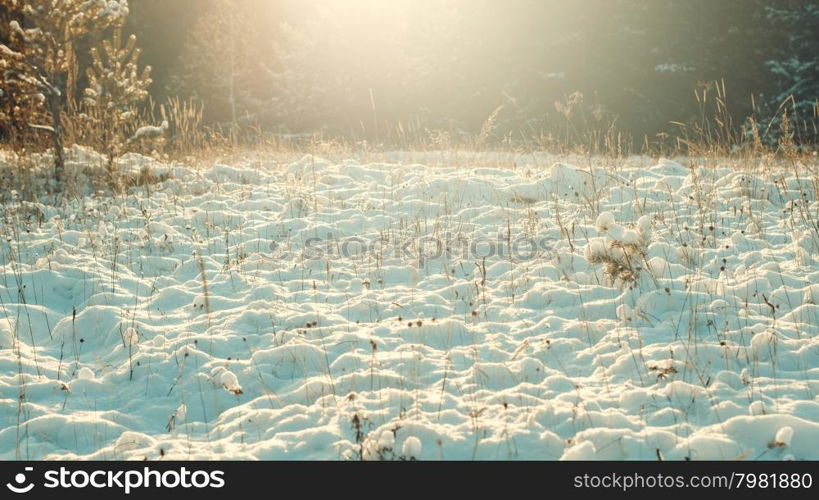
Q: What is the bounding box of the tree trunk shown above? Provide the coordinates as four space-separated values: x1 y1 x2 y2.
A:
49 92 65 185
106 151 117 190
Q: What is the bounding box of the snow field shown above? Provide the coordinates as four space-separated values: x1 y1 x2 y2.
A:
1 149 818 460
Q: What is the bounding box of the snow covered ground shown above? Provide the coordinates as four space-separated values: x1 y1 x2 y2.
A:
1 149 818 460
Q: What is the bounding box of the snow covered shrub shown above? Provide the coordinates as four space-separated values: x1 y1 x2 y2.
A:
347 416 417 462
584 211 652 286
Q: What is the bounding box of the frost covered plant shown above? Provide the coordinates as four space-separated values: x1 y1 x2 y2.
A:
348 418 411 461
122 325 138 380
219 368 243 395
166 403 187 432
771 425 794 448
585 211 652 286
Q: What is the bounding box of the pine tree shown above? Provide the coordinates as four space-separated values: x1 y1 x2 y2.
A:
0 1 46 147
0 0 128 184
82 28 155 179
764 2 819 146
